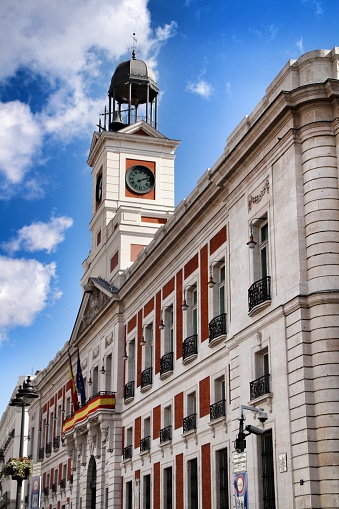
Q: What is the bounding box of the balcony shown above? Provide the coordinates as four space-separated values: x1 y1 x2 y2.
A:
69 475 73 485
182 334 198 364
183 413 196 434
60 478 66 490
248 276 271 313
208 313 227 345
160 425 172 444
38 448 44 460
53 436 60 450
43 487 49 497
124 381 135 402
52 483 57 494
45 442 52 455
210 399 226 421
141 367 152 391
140 436 151 453
160 352 174 379
123 445 132 461
250 374 270 400
62 391 115 436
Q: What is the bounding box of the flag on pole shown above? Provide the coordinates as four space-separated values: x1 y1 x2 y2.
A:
76 348 86 407
68 351 79 411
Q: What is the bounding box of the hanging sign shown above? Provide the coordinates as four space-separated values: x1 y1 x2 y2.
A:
234 472 248 509
30 475 41 509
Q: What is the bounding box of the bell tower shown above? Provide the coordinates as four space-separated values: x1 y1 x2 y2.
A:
81 52 180 289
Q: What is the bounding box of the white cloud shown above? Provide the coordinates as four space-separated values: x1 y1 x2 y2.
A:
0 0 177 191
0 256 61 341
225 82 232 96
186 79 214 99
296 37 304 53
3 216 73 254
0 101 42 184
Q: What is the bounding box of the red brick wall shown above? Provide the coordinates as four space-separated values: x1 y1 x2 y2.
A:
153 405 161 439
176 453 184 509
201 443 211 509
144 297 154 317
163 277 175 299
210 225 227 255
184 253 198 279
58 463 62 484
199 376 210 417
200 244 209 342
135 470 140 480
154 462 160 508
175 392 184 429
176 270 183 359
135 416 141 449
155 291 161 374
127 315 137 334
67 458 71 481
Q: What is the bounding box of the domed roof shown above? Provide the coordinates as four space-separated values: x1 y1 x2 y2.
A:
108 58 158 105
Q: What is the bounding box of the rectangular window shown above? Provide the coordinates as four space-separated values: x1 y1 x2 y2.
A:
188 459 198 509
127 339 135 382
163 467 172 509
219 265 226 315
126 480 133 509
143 474 151 509
216 448 229 509
97 229 101 246
164 307 174 354
105 354 112 391
261 429 276 509
260 222 269 278
186 287 198 336
92 366 99 394
144 324 153 369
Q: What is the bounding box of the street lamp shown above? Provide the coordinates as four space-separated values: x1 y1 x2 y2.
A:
9 376 39 509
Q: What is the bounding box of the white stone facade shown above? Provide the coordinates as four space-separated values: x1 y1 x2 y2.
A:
4 47 338 509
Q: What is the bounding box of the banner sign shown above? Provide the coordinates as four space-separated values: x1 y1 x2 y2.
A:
30 475 41 509
234 472 248 509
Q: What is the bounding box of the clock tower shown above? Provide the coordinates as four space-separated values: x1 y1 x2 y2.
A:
81 54 180 289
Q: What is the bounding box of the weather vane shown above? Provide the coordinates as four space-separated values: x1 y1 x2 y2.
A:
129 32 139 60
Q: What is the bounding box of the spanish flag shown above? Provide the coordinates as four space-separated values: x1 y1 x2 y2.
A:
68 351 79 411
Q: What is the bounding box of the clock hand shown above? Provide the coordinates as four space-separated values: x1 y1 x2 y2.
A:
138 176 151 182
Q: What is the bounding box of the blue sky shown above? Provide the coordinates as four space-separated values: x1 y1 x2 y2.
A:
0 0 337 415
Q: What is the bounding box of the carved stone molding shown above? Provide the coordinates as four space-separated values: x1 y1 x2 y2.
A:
248 178 269 212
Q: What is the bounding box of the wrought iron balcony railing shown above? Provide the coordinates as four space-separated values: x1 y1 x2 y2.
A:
124 381 135 401
209 313 227 343
123 444 132 461
140 436 151 453
43 487 49 497
160 425 172 444
210 399 226 421
141 367 153 389
250 374 270 400
183 413 197 433
60 478 66 490
38 447 44 460
183 334 198 362
52 483 57 494
45 442 52 455
248 276 271 312
53 436 60 450
160 352 174 377
69 474 73 484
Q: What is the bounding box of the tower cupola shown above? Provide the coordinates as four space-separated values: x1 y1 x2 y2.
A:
102 48 159 132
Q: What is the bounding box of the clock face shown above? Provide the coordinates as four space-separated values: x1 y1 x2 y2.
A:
96 173 102 203
126 165 155 195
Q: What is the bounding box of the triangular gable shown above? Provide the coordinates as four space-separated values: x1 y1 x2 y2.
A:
119 120 168 139
69 278 119 346
88 131 100 155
